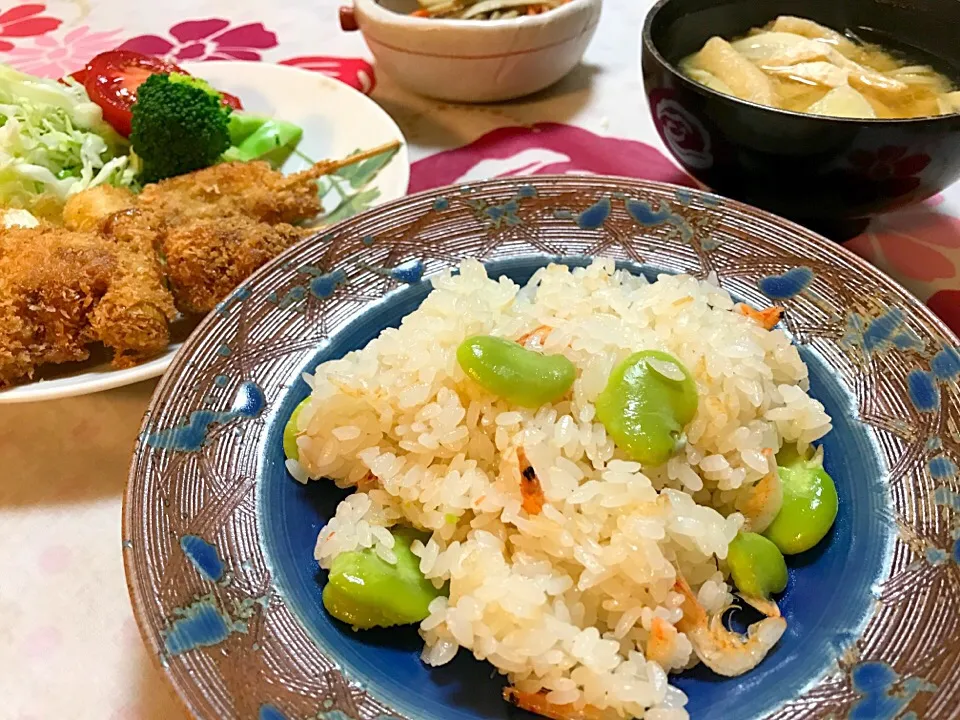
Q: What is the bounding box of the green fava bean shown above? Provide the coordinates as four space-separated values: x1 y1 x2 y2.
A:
322 527 447 630
595 350 698 466
727 531 788 599
456 335 576 408
283 398 310 461
763 444 839 555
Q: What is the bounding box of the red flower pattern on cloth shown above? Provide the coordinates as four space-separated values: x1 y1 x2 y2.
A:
0 4 61 52
4 26 124 78
927 290 960 336
847 146 932 198
279 56 376 95
409 123 696 192
845 194 960 335
846 195 960 284
119 19 278 62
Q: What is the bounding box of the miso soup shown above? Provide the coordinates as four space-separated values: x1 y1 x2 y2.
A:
680 15 960 119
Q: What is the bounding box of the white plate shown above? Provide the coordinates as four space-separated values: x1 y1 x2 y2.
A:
0 61 409 405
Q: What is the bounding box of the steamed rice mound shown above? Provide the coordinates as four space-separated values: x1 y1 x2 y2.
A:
292 259 832 719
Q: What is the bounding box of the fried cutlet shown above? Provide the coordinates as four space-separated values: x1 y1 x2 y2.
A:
135 160 323 227
0 226 177 387
161 216 310 313
6 146 406 388
3 143 402 388
63 160 327 318
127 141 397 232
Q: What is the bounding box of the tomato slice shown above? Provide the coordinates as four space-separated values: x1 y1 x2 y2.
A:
84 51 187 137
220 91 244 111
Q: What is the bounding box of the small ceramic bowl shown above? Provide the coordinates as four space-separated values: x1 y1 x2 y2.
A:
341 0 602 103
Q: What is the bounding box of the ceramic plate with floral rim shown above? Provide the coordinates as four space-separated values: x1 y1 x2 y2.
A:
125 176 960 720
0 61 409 405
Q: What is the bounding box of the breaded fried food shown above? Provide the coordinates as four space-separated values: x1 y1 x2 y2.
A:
64 163 324 317
136 160 323 227
162 217 310 313
63 186 160 262
65 160 324 270
0 226 177 387
2 142 402 388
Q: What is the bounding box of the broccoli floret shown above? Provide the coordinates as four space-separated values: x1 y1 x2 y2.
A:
168 72 221 97
130 73 232 183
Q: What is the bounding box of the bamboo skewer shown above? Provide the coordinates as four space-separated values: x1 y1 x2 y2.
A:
287 140 403 186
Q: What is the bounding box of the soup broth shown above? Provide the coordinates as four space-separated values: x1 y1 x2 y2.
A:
680 15 960 119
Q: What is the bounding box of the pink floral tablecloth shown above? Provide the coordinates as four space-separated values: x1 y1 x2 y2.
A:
1 1 958 718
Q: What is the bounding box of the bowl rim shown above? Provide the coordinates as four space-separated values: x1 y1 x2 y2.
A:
640 0 960 126
354 0 600 30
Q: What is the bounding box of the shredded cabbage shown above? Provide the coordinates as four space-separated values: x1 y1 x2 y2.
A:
0 64 135 219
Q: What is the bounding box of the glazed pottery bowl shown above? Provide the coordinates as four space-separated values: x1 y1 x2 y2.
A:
342 0 602 102
641 0 960 239
125 176 960 720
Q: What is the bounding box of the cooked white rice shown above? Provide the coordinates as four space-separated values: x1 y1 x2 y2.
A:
294 259 832 719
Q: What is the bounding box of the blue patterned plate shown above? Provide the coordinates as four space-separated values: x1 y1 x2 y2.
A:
124 176 960 720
